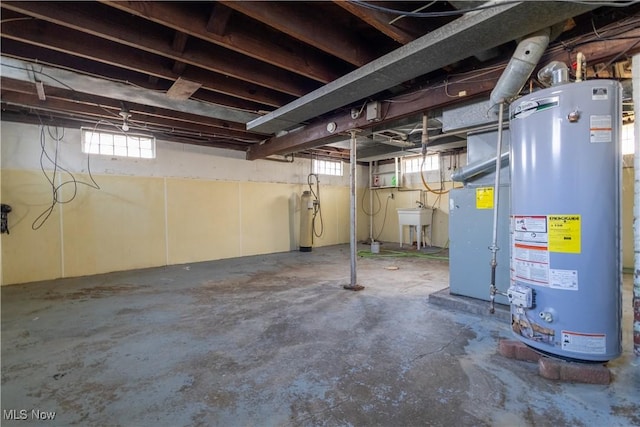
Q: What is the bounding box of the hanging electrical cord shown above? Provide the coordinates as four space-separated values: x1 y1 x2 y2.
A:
32 117 102 230
307 173 324 240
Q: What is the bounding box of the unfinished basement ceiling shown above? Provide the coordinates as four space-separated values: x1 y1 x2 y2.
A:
1 1 639 161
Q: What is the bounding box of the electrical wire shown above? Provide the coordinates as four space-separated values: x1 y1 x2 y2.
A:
307 173 324 240
348 0 522 18
349 0 640 17
388 1 437 25
32 116 101 230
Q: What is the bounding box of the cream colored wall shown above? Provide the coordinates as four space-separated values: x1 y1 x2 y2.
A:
1 170 64 283
1 122 361 285
622 165 634 269
166 179 242 264
61 174 167 278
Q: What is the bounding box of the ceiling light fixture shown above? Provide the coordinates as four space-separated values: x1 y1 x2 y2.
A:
119 109 131 132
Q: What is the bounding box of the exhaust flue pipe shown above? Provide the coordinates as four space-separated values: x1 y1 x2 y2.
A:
490 28 551 112
487 27 551 313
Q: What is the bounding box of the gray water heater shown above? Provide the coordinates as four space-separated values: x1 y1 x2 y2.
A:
509 79 622 361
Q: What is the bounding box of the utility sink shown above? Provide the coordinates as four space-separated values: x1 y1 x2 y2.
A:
397 208 432 248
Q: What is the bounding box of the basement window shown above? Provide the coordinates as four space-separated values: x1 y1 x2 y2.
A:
404 154 439 174
313 159 343 176
82 129 156 159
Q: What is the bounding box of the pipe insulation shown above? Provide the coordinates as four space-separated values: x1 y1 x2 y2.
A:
489 28 551 111
633 53 640 357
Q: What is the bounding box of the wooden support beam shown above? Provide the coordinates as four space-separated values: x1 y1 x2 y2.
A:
333 1 415 45
220 1 377 67
171 31 189 74
0 88 263 141
1 39 275 113
2 1 314 97
0 19 293 107
207 3 233 36
1 77 266 136
98 0 341 83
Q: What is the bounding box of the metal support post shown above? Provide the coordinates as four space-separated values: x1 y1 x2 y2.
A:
344 129 364 291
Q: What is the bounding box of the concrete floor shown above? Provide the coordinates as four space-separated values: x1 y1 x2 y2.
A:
1 244 638 427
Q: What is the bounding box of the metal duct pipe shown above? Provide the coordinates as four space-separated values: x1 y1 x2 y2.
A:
490 28 551 112
451 151 509 183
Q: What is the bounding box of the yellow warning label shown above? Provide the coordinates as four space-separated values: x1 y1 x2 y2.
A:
476 187 494 209
548 214 581 254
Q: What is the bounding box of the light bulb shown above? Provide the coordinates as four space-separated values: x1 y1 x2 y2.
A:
122 122 129 132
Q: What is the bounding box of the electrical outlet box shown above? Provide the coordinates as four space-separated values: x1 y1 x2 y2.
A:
366 101 381 121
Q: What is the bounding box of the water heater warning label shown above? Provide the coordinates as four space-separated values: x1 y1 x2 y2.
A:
475 187 493 209
561 331 606 355
548 215 581 254
590 115 612 143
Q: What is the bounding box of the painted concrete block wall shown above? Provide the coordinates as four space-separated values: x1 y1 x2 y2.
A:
1 170 64 283
1 122 364 285
165 179 241 264
61 174 167 278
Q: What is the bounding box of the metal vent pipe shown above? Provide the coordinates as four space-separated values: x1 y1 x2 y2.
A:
489 28 551 111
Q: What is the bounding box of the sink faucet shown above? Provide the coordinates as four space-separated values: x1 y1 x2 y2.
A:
416 201 425 208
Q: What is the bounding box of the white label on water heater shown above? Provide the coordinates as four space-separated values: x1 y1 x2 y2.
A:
512 215 550 286
549 269 578 291
561 331 606 355
590 115 612 143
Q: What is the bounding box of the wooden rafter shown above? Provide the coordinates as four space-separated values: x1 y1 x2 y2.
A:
1 1 314 97
220 1 378 67
98 0 342 83
0 19 293 108
333 1 416 44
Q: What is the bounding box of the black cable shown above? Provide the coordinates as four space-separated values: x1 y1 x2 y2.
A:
307 173 324 239
32 116 101 230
